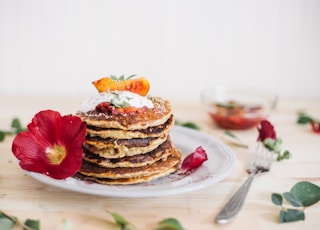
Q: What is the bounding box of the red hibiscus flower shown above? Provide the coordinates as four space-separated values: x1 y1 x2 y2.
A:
180 146 208 174
257 120 276 142
12 110 86 179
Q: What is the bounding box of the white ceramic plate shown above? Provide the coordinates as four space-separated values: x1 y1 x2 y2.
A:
27 126 235 198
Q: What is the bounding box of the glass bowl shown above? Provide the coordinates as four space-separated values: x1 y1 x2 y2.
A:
201 86 277 130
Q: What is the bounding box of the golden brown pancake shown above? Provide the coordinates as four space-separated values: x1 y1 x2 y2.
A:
82 137 173 168
78 148 182 179
77 96 172 130
83 134 168 158
74 163 179 185
85 114 174 139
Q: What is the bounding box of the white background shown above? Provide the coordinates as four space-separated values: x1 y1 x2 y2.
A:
1 0 320 101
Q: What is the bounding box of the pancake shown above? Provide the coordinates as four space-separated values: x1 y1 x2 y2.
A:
85 114 174 139
83 134 168 158
82 137 173 168
77 96 172 130
78 147 182 179
74 163 179 185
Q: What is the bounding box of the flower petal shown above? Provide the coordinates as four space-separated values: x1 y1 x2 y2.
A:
257 120 276 142
180 146 208 174
12 131 49 173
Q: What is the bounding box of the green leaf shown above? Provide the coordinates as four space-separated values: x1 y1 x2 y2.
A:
175 120 200 130
279 210 285 223
224 130 237 138
290 181 320 207
11 118 25 134
108 212 137 230
155 218 184 230
283 192 303 207
297 115 313 124
0 214 16 230
24 219 40 230
109 212 129 226
180 122 200 130
0 131 5 142
282 209 305 223
271 193 283 206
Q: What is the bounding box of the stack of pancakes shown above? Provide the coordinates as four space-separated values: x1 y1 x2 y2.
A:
75 96 182 185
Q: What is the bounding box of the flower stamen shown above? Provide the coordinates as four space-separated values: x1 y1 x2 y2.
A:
46 144 67 165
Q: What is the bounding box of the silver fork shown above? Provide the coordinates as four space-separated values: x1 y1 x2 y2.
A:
215 142 274 224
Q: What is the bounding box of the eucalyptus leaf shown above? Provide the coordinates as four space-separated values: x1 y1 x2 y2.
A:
279 210 285 223
283 192 303 207
271 193 283 206
290 181 320 207
24 219 40 230
282 209 305 223
155 218 185 230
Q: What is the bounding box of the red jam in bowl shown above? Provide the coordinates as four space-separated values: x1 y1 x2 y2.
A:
208 101 264 129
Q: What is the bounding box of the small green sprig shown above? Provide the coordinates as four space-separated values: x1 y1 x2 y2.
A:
110 74 137 81
296 111 318 124
108 211 137 230
108 212 185 230
222 130 248 148
271 181 320 223
0 118 26 142
297 111 320 134
175 120 201 130
155 218 185 230
0 211 39 230
263 138 291 161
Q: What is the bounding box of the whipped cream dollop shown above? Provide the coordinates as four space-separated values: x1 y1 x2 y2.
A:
79 91 153 113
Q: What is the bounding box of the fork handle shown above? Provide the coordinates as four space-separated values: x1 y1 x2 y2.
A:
215 172 255 224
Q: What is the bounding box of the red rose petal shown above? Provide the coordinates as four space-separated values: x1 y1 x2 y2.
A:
12 110 86 179
180 146 208 174
310 120 320 134
257 120 276 142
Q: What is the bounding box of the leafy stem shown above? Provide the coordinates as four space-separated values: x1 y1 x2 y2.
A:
271 181 320 223
296 111 320 134
222 130 248 148
175 120 201 130
0 118 26 142
0 211 37 230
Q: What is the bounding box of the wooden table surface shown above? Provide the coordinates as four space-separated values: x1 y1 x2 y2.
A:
1 95 319 230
